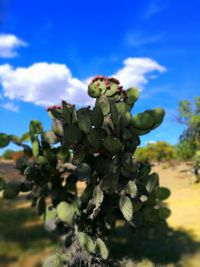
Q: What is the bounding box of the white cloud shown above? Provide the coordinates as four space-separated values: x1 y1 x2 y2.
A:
0 58 166 108
0 34 27 58
125 32 163 47
113 58 166 89
0 63 91 107
1 102 19 112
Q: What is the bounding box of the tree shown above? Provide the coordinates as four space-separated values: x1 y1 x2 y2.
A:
135 141 176 162
2 149 14 160
178 97 200 149
177 97 200 181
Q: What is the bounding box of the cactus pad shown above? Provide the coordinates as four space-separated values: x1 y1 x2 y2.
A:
119 195 133 221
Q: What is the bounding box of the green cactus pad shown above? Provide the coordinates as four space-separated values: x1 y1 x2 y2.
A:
52 120 64 136
75 162 91 181
63 124 83 145
20 132 30 142
122 112 132 126
43 253 61 267
91 105 104 128
158 207 171 220
43 130 59 145
131 111 155 130
93 185 104 207
0 133 10 148
96 238 109 260
116 102 130 113
77 231 88 247
156 187 171 200
71 106 78 124
122 181 138 198
32 137 40 157
110 100 119 125
103 136 123 153
62 102 72 124
149 108 165 128
10 135 21 145
105 80 118 97
36 156 48 165
96 95 110 115
29 120 43 136
77 108 91 133
88 185 104 219
125 87 139 105
45 206 57 221
88 82 100 98
77 232 96 253
119 195 133 221
145 173 159 193
86 237 96 253
56 202 75 225
87 128 106 149
3 181 21 199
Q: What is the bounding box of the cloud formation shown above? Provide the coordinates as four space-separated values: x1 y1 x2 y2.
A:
125 32 163 47
1 102 19 112
113 58 166 89
0 34 27 58
0 58 166 109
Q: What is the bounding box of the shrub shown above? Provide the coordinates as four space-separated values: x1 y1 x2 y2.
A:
12 151 24 162
135 141 176 162
2 149 14 160
0 76 170 266
176 140 196 161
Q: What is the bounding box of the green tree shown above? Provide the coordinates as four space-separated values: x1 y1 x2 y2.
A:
178 97 200 181
2 149 14 160
176 140 196 161
178 97 200 149
135 141 176 162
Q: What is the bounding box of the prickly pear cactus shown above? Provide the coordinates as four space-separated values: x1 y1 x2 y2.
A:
0 76 170 266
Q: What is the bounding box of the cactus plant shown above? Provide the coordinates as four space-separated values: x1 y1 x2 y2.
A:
0 75 170 266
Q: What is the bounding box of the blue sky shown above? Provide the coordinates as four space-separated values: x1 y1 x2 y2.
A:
0 0 200 152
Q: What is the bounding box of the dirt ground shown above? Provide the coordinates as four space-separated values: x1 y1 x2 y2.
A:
0 160 200 266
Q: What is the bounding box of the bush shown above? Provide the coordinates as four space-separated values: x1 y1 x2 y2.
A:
0 76 170 266
12 151 24 162
176 140 196 161
135 141 176 162
2 149 14 159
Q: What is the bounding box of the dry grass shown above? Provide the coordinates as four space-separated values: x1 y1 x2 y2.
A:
0 160 200 266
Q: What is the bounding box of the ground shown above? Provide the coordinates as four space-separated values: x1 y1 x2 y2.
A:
0 160 200 267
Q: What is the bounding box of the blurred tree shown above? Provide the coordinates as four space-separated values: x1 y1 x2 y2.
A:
135 141 176 162
2 149 14 160
178 97 200 148
176 140 196 161
177 97 200 181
